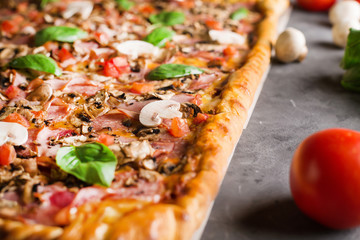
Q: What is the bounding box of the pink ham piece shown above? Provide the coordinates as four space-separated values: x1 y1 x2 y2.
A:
11 70 27 87
189 73 221 90
44 97 71 122
92 113 128 131
36 127 74 158
70 187 107 207
151 142 175 157
63 76 102 96
74 40 99 55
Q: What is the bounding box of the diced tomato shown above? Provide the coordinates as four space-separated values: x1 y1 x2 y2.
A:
205 19 222 30
0 144 16 166
94 32 109 45
3 113 30 128
190 94 202 106
56 48 74 63
168 117 190 138
1 20 19 35
27 78 44 91
139 5 155 14
17 2 28 13
31 111 45 120
223 46 237 57
97 133 115 146
130 82 154 94
165 41 176 49
103 57 130 78
193 113 209 124
5 85 24 100
12 15 25 25
175 0 195 8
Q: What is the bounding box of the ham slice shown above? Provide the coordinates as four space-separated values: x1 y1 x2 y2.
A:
44 97 71 122
151 142 175 157
36 127 74 158
11 70 27 87
92 113 127 131
189 73 221 90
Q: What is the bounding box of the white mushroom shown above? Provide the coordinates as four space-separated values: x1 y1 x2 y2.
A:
112 40 160 60
332 19 360 48
0 122 28 146
63 1 94 20
209 30 246 45
329 1 360 25
122 141 154 161
139 100 182 127
275 28 308 63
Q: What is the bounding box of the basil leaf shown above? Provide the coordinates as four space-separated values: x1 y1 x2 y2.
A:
35 26 87 46
230 8 249 20
115 0 134 10
9 54 62 76
147 64 204 80
40 0 58 8
341 28 360 70
341 65 360 92
56 143 117 187
144 27 175 47
149 11 185 26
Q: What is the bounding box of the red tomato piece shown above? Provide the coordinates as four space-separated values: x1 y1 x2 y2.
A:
130 82 154 94
57 48 74 63
94 32 109 45
1 20 19 35
297 0 336 11
3 113 30 128
0 144 16 166
168 117 190 138
205 19 222 30
290 128 360 229
190 94 202 106
43 41 59 51
5 85 23 100
139 5 155 14
103 57 130 78
97 133 115 146
223 46 237 57
193 113 209 124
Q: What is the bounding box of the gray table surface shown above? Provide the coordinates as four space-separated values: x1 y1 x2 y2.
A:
201 5 360 240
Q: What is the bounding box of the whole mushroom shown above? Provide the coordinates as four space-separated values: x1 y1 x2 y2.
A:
329 1 360 25
275 28 308 63
332 19 360 48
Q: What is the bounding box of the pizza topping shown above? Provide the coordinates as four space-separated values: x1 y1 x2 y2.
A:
144 27 176 47
149 11 185 26
0 144 16 166
112 40 160 59
139 100 182 127
147 64 203 80
8 54 62 77
275 28 308 63
116 0 135 10
209 30 246 45
230 8 249 21
35 26 88 47
329 1 360 25
62 1 94 20
122 140 154 161
0 122 28 146
26 83 53 103
56 142 117 187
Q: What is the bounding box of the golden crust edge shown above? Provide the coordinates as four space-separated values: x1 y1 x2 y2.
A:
0 0 290 239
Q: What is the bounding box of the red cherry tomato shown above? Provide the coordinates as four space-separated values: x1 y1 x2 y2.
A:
103 57 130 78
290 128 360 229
297 0 336 11
3 113 30 128
0 144 16 166
168 117 190 138
97 133 115 146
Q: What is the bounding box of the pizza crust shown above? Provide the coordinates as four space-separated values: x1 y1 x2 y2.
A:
0 0 289 239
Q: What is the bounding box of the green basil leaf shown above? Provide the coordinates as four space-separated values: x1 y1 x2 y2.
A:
230 8 249 20
149 11 185 26
147 64 204 80
341 65 360 92
341 28 360 70
35 26 88 46
144 27 175 47
115 0 134 10
40 0 58 8
9 54 62 76
56 143 117 187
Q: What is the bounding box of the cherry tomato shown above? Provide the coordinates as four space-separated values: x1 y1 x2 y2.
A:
130 82 154 94
297 0 336 11
97 133 115 146
205 19 222 30
290 128 360 229
0 144 16 166
168 117 190 138
1 20 19 35
223 46 237 57
193 113 209 124
103 57 130 78
3 113 30 128
56 48 74 63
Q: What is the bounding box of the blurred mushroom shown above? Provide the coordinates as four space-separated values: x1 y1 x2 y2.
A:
26 83 53 102
275 28 308 63
332 19 360 48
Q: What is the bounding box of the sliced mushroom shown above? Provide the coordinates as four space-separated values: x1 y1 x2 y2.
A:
0 122 28 146
122 140 154 161
209 30 246 45
26 83 53 103
112 40 160 60
63 1 94 20
139 100 182 127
